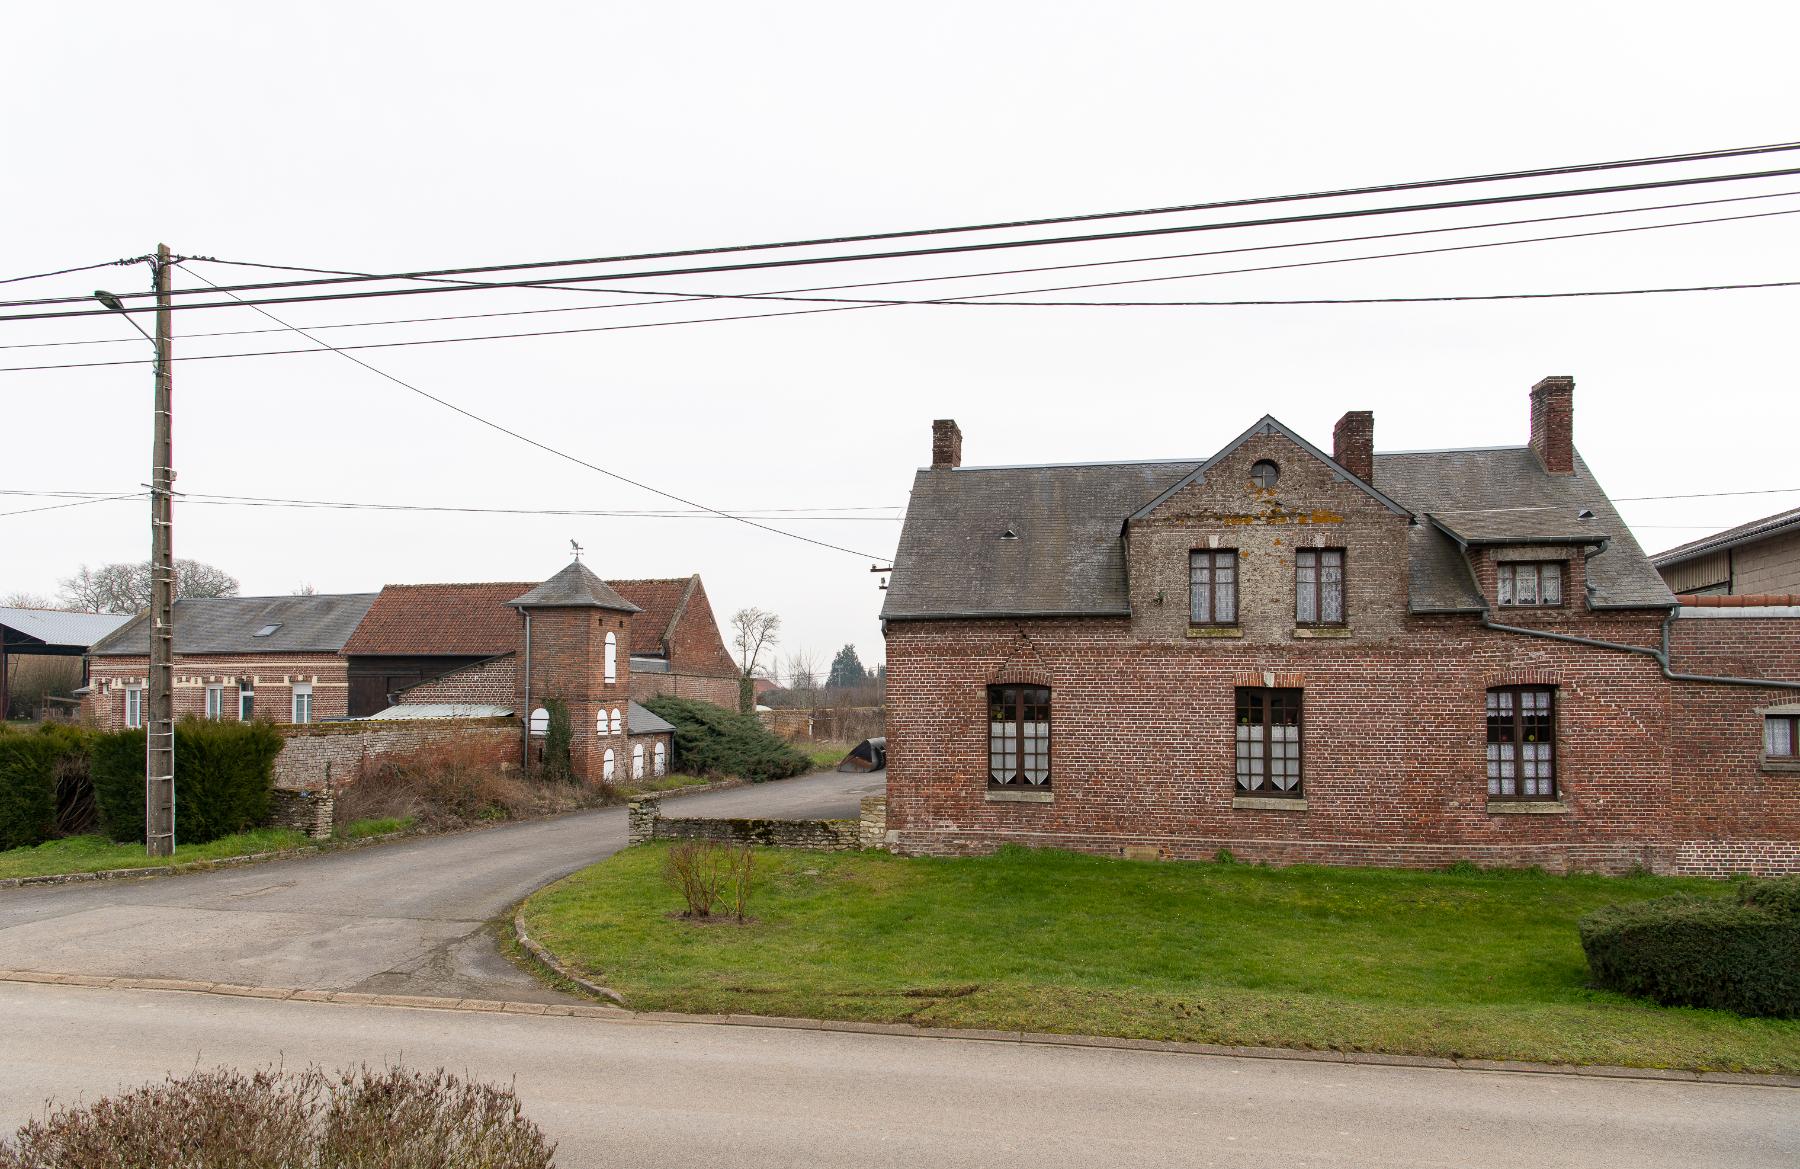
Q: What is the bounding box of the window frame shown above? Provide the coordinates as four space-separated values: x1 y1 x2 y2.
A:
123 684 144 729
1189 548 1240 627
237 682 255 722
1295 548 1347 627
205 684 225 721
1486 685 1558 801
1234 687 1304 798
631 742 645 780
604 631 618 684
290 683 313 725
1496 561 1566 609
654 740 667 776
987 683 1051 789
1765 714 1799 759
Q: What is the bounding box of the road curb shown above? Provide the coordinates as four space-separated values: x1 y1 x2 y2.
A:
1 970 1793 1088
510 910 627 1005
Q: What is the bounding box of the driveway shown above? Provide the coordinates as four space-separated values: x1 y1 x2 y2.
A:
0 770 882 1003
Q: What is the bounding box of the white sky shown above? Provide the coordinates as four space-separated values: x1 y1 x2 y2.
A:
4 1 1798 672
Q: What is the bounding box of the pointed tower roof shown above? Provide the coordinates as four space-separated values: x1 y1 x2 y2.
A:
507 561 643 612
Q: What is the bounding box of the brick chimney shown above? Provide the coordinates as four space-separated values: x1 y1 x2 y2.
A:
1332 410 1374 483
931 419 962 469
1529 376 1575 475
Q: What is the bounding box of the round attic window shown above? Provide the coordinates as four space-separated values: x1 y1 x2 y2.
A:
1250 460 1279 489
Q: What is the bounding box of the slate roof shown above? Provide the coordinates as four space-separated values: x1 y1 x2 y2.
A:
628 700 676 736
90 593 379 657
0 607 133 649
1650 504 1800 567
883 435 1673 620
341 582 532 657
506 562 641 612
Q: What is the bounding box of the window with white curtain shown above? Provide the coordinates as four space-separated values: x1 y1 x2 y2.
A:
1487 687 1557 799
1296 549 1346 626
123 685 144 729
1236 688 1302 796
290 683 313 724
988 684 1050 788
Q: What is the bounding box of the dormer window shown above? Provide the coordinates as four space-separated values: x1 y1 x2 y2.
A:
1497 562 1564 607
1249 460 1279 489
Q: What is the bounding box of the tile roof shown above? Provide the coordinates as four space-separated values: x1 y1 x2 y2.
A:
90 593 379 657
1651 505 1800 566
0 607 134 649
340 582 533 656
883 436 1673 620
611 577 697 656
506 562 641 612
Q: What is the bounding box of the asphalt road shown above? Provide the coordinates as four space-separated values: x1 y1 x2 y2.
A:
0 770 881 1002
3 982 1795 1169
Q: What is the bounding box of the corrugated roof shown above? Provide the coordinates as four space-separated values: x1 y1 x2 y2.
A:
0 607 134 649
90 594 378 656
1651 505 1800 567
341 582 532 657
506 562 641 612
360 703 514 720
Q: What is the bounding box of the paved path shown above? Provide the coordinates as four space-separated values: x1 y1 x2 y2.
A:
0 771 880 1003
3 982 1794 1169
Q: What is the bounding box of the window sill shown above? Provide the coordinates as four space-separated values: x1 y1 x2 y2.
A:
987 788 1053 804
1233 796 1307 811
1186 626 1243 639
1759 756 1800 774
1486 801 1568 815
1292 626 1352 639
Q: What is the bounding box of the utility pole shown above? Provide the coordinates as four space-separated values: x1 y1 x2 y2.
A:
146 244 176 857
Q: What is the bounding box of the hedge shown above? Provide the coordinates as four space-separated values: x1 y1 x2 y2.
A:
641 695 812 782
91 719 283 845
1579 877 1800 1018
0 734 59 850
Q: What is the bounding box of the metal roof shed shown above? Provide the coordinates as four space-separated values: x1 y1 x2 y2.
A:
0 607 134 719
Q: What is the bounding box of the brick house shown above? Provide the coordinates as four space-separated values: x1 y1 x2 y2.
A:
1653 505 1800 599
881 376 1800 875
85 561 740 784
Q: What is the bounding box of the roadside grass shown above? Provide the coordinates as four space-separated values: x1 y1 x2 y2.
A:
335 816 416 840
800 741 854 771
618 773 716 796
0 829 311 880
523 845 1800 1073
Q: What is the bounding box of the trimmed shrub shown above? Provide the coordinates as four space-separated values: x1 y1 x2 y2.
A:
542 697 573 782
90 719 282 845
642 695 811 782
0 1064 555 1168
1579 886 1800 1018
0 734 58 850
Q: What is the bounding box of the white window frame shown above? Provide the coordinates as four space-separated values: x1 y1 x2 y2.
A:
529 707 549 737
238 683 255 722
610 707 623 735
291 682 313 725
602 748 616 781
653 740 667 776
205 684 225 720
597 709 609 736
632 742 645 780
123 684 144 729
604 632 618 684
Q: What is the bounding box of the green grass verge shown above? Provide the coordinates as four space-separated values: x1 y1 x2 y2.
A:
335 816 417 840
0 829 312 880
800 741 853 771
619 774 717 796
523 845 1800 1073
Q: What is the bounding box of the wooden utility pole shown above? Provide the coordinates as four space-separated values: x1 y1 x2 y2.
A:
146 243 176 857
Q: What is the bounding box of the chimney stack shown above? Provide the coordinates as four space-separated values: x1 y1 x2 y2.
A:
931 419 963 469
1332 410 1374 483
1529 376 1575 475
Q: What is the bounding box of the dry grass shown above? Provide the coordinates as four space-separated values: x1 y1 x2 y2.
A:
335 734 609 831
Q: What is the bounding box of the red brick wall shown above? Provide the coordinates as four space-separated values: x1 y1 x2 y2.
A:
523 607 633 784
665 578 741 678
86 653 349 729
629 669 739 709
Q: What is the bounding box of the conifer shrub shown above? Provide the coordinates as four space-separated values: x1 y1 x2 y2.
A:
642 695 811 782
90 719 281 845
0 734 58 850
541 697 573 783
1579 878 1800 1018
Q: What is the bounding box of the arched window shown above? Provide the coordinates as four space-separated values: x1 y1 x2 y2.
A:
602 748 616 781
529 707 549 737
653 741 666 776
631 743 645 780
610 707 622 735
604 632 618 684
596 708 608 736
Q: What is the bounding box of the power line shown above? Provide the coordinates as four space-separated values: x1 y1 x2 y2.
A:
13 186 1800 352
19 138 1800 310
0 491 145 518
10 162 1800 322
1616 486 1800 502
173 266 889 561
0 486 905 517
0 257 147 288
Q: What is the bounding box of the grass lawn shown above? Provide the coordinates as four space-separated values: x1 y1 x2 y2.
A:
0 829 312 880
619 773 717 797
799 741 854 771
523 845 1800 1073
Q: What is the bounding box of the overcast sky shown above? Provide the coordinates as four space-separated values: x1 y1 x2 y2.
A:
4 2 1798 672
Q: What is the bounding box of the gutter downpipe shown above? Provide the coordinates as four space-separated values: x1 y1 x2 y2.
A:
519 607 532 772
1477 607 1800 692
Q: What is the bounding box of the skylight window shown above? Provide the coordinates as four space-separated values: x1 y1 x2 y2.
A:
253 623 282 638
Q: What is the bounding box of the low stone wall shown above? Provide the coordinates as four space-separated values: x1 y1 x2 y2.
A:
269 788 335 840
272 717 516 791
627 793 890 852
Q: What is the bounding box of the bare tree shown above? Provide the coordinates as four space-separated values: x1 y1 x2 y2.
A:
58 559 241 613
294 583 318 596
1 591 54 610
782 647 820 697
730 607 781 711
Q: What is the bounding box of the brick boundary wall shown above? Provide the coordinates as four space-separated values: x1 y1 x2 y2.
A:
271 717 517 791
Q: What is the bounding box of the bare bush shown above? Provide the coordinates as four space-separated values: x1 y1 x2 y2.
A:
0 1064 555 1168
335 733 609 832
663 840 756 921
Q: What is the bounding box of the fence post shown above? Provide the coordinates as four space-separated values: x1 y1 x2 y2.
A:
627 795 661 845
859 795 888 850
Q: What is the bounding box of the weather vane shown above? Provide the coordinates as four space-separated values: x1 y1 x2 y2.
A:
570 538 584 563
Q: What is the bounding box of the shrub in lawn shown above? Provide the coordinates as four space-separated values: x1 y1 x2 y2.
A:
642 695 810 782
0 734 58 850
0 1064 555 1168
89 719 281 845
1579 883 1800 1018
663 839 756 920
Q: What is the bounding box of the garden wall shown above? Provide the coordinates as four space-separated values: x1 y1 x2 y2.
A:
272 717 517 792
627 794 890 852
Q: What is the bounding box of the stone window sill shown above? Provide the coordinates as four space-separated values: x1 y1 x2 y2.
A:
987 788 1053 804
1292 626 1352 639
1759 756 1800 774
1186 626 1244 639
1233 796 1307 811
1486 801 1569 815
